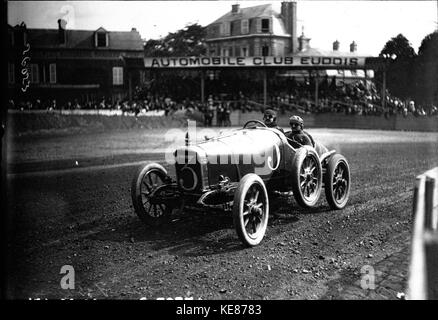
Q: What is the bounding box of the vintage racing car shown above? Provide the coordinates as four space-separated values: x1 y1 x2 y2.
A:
131 120 350 247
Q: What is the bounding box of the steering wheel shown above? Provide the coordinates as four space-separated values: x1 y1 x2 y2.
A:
243 120 267 129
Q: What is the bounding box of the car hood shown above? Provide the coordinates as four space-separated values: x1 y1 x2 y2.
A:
195 128 282 161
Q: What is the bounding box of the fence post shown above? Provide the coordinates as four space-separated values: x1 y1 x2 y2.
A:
408 167 438 300
424 232 438 299
425 177 436 230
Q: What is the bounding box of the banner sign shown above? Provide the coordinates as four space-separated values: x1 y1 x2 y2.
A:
144 56 367 68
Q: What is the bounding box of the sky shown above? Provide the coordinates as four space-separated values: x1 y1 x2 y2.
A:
7 0 438 56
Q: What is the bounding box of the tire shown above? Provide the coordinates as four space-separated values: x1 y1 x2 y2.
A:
324 154 350 210
291 146 323 208
233 174 269 247
131 163 172 226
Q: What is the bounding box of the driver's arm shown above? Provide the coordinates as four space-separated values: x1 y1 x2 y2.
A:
300 134 313 146
276 126 285 134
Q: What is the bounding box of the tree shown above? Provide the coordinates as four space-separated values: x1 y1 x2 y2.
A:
376 34 417 100
380 34 416 60
414 31 438 105
144 39 165 57
418 31 438 58
144 23 207 57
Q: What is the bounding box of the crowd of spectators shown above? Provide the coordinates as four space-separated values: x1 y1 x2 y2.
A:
267 76 438 118
8 96 194 116
8 76 438 120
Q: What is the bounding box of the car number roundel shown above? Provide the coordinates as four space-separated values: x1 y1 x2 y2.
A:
267 144 281 171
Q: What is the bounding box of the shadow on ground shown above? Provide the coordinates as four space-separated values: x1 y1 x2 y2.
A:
85 195 332 258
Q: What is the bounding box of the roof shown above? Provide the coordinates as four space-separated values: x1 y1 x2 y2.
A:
296 47 360 57
208 4 288 37
210 4 274 24
23 27 143 51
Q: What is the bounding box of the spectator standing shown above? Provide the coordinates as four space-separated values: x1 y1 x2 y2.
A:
49 99 56 111
217 101 225 127
223 102 232 127
133 102 140 117
8 99 15 110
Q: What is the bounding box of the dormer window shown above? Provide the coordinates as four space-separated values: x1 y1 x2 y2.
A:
241 19 249 34
95 28 108 47
97 33 107 47
221 22 230 36
261 19 270 33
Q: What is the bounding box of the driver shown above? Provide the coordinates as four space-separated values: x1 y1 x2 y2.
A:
263 109 284 133
285 115 314 147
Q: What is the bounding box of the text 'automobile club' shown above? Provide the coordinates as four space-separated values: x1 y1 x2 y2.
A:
145 56 365 68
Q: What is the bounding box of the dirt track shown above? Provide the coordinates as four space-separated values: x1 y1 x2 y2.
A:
5 128 438 299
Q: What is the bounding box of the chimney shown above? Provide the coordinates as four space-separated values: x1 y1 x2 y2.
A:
281 1 298 53
333 40 340 51
350 41 357 53
58 19 67 44
231 4 240 14
298 27 310 51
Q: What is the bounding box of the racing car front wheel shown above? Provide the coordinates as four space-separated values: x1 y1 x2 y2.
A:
324 154 350 210
291 147 323 208
233 174 269 247
131 163 172 226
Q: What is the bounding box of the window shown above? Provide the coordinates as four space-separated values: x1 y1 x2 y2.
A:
8 63 15 84
235 47 240 56
256 19 261 33
49 63 57 83
30 64 39 83
261 19 270 33
222 22 230 36
277 42 284 56
241 19 249 34
209 26 219 38
254 41 260 56
214 25 220 37
221 47 232 57
112 67 123 85
230 22 234 35
242 47 248 57
42 64 46 83
97 33 107 47
262 45 269 56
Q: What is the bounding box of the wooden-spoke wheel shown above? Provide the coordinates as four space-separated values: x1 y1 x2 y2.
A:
291 147 323 208
324 154 350 210
233 174 269 247
131 163 171 225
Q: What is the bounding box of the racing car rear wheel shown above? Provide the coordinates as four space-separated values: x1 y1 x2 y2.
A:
131 163 172 226
233 174 269 247
324 154 350 210
291 147 323 208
